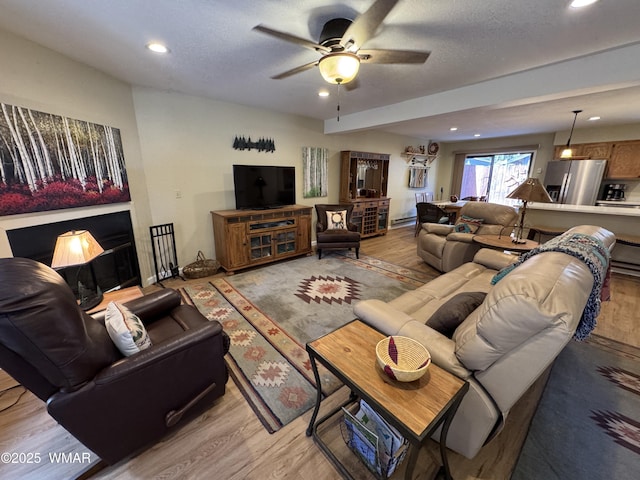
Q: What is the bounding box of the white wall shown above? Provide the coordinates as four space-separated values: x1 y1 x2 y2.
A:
0 28 155 281
0 24 423 286
132 87 424 271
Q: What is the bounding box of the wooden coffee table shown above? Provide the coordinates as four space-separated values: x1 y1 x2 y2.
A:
306 320 468 480
473 234 539 252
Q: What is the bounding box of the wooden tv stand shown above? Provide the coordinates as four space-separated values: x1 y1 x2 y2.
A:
211 205 312 274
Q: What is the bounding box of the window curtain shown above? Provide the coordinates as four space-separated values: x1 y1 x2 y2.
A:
302 147 328 198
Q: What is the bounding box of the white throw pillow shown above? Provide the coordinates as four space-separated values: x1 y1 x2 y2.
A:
326 210 347 230
105 301 152 356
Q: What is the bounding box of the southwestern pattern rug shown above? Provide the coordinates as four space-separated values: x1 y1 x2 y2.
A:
179 252 434 433
512 336 640 480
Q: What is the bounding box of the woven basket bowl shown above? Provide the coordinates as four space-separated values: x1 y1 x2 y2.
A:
376 336 431 382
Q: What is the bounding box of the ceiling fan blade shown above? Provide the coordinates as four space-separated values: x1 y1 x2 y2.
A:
340 0 400 50
253 25 331 53
358 49 430 64
270 60 319 80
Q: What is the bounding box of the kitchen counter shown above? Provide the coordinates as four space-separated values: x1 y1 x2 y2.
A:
528 202 640 217
526 202 640 276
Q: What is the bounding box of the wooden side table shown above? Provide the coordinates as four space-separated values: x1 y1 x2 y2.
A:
306 320 468 480
86 286 143 314
473 234 539 253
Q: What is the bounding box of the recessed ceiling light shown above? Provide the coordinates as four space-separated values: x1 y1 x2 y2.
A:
146 42 170 54
588 116 601 121
570 0 599 8
449 127 458 131
474 133 481 137
318 90 330 97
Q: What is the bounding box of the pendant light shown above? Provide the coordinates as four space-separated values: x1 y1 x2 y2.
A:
560 109 582 158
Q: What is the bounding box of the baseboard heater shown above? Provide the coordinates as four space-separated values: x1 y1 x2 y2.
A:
390 216 416 226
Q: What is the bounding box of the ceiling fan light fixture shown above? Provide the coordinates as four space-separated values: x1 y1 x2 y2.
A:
318 53 360 85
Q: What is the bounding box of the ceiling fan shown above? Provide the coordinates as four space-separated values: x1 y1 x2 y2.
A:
253 0 430 85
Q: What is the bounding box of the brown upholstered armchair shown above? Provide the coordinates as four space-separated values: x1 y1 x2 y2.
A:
315 204 361 259
0 258 229 465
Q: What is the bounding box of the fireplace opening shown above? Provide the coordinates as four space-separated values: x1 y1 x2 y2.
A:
7 211 141 295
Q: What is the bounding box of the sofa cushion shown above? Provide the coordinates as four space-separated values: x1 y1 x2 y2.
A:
105 302 152 356
454 214 484 233
326 209 347 230
427 292 487 337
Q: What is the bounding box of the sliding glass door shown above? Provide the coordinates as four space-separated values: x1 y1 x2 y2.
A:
459 152 534 205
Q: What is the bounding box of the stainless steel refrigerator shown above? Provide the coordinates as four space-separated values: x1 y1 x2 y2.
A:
543 159 607 205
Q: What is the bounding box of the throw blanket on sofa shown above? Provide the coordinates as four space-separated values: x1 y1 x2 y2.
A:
491 233 611 341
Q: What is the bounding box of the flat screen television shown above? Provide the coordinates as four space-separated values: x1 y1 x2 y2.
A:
233 164 296 210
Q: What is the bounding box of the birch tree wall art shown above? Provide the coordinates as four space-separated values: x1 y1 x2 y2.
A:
0 103 130 216
302 146 328 198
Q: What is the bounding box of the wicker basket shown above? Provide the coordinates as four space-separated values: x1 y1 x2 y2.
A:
183 251 220 279
376 336 431 382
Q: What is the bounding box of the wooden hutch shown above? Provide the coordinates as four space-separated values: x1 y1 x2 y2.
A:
339 150 390 238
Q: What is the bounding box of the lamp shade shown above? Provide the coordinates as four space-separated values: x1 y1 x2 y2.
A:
506 177 553 203
560 148 573 159
318 52 360 85
51 230 104 268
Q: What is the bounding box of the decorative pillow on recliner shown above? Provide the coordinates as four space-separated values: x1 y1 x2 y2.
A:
326 210 347 230
105 301 152 356
453 214 484 233
426 292 487 338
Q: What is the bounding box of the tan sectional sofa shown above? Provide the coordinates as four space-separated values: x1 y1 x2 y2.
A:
417 201 518 272
354 225 615 459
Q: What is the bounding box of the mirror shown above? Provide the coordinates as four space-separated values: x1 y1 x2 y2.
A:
356 160 383 196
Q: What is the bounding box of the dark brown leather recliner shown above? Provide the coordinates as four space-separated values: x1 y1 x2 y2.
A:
315 204 361 259
0 257 229 465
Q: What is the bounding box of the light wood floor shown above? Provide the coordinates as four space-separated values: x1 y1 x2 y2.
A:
1 226 638 480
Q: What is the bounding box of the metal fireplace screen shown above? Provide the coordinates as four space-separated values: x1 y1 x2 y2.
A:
149 223 181 284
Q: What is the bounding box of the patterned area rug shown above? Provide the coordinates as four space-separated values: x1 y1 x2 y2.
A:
512 336 640 479
179 252 434 433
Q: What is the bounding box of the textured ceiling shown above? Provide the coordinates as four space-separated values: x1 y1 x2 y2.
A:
1 0 639 141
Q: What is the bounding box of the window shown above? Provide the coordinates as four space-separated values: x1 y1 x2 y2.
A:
453 149 535 206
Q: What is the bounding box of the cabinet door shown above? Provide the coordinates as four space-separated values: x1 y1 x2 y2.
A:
297 213 311 253
274 228 297 257
226 223 249 268
554 145 583 159
377 200 389 233
582 142 612 160
249 233 273 262
608 141 640 178
350 204 364 234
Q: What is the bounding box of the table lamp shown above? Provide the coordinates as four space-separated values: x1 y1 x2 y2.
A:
506 178 553 244
51 230 104 310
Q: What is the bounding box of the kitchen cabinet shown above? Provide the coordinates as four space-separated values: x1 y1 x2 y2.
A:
581 142 613 160
607 141 640 179
340 150 391 237
553 142 612 160
211 205 312 273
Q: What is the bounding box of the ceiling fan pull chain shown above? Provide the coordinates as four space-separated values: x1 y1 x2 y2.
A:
337 83 341 122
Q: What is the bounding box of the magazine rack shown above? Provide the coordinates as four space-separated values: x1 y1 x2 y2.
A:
340 401 408 479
